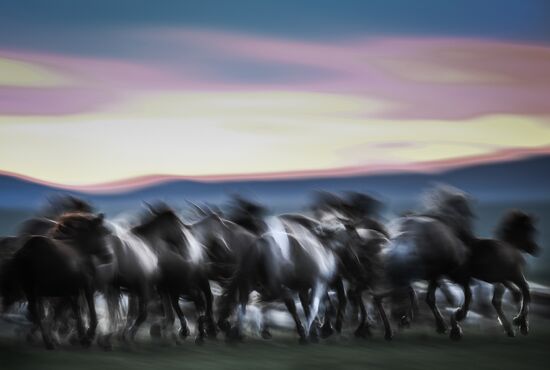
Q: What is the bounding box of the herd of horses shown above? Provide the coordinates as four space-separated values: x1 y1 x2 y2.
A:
0 186 541 350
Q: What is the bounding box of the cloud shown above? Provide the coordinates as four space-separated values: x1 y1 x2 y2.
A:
1 30 550 185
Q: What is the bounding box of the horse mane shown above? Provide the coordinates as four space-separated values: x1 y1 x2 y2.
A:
50 212 98 239
280 213 320 230
17 217 57 237
133 202 181 233
40 194 94 219
421 185 474 241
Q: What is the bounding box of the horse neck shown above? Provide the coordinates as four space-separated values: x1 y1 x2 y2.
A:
132 219 162 242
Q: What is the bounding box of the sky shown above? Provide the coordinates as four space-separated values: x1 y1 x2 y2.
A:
0 0 550 189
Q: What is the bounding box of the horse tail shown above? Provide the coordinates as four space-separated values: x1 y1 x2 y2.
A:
104 285 123 331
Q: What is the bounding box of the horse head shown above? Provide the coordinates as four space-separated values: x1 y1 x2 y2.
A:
141 202 185 250
53 212 112 263
423 185 475 241
496 210 541 256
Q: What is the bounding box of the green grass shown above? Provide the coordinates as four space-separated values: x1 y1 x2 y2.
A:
2 324 550 370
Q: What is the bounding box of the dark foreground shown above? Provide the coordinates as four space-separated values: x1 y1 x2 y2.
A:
1 322 550 370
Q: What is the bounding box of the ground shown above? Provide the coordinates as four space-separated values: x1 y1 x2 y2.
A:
2 322 549 370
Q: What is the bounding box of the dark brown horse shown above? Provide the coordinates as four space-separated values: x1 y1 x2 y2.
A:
469 210 540 336
383 186 474 340
1 212 112 349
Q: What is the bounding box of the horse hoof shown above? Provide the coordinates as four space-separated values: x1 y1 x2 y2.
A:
80 337 92 348
261 329 272 340
97 335 113 351
195 336 205 346
454 308 467 322
354 327 367 339
25 332 36 344
450 326 463 341
226 327 244 342
298 337 309 345
506 329 516 338
399 316 411 329
308 328 320 343
150 323 162 339
335 321 343 334
520 322 529 335
320 323 334 339
218 320 231 333
206 324 218 339
179 326 190 340
44 342 55 351
436 324 447 334
68 333 80 346
384 331 394 341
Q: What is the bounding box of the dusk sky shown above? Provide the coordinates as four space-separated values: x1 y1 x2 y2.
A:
1 0 549 190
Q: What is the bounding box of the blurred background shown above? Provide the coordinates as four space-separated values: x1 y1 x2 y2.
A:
0 1 549 368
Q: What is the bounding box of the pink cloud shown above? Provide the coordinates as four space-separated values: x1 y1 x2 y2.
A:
1 32 550 119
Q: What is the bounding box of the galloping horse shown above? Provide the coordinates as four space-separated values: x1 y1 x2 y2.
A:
218 210 340 343
1 212 112 349
310 191 393 340
469 210 540 336
383 186 474 340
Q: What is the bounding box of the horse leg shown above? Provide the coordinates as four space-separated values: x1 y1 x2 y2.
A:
354 289 371 338
426 280 447 334
200 279 217 339
320 292 334 339
169 294 189 342
450 279 471 341
306 281 326 341
511 274 530 335
97 286 119 350
347 287 359 325
69 296 87 346
503 281 522 305
192 289 210 345
260 304 272 339
334 278 347 334
84 286 98 346
128 293 148 341
122 294 137 341
28 295 54 350
284 290 307 344
407 285 419 323
157 292 175 343
217 281 238 334
374 295 393 341
298 289 311 320
492 283 515 337
227 289 248 342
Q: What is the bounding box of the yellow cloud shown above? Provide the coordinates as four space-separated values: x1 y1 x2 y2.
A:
0 90 549 185
0 58 71 87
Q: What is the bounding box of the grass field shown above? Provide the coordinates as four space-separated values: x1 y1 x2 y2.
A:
2 323 549 370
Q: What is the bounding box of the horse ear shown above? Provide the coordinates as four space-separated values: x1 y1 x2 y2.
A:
56 221 74 237
144 202 158 215
95 213 105 224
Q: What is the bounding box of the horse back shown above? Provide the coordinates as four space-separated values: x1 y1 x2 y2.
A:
14 236 87 294
469 238 525 282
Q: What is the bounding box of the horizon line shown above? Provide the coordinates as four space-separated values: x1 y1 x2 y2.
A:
1 147 549 194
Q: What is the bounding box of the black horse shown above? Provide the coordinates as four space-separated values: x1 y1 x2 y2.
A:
468 210 540 336
1 212 112 349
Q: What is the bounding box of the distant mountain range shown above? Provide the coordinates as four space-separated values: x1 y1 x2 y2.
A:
1 155 549 212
